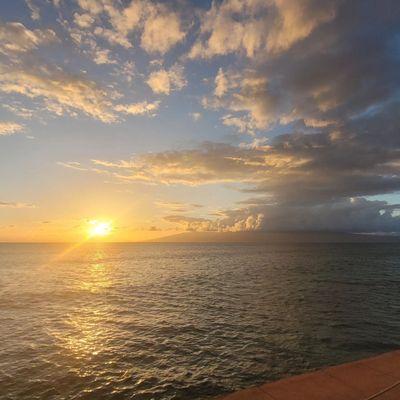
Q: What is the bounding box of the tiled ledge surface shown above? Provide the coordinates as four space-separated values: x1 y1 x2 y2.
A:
220 350 400 400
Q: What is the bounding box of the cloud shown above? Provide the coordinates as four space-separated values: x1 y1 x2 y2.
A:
164 213 264 232
0 64 117 123
164 215 212 231
78 0 186 54
214 68 232 97
190 112 201 121
76 0 104 15
221 115 255 134
112 61 135 83
2 104 35 119
114 101 160 115
148 225 161 231
92 48 116 65
219 198 400 233
0 21 124 123
140 3 185 54
73 12 95 28
26 0 40 21
0 22 57 55
303 118 336 128
163 198 400 234
189 0 335 59
201 1 400 134
189 0 268 59
64 23 119 66
266 0 336 53
147 65 187 95
89 142 274 185
0 201 35 209
204 69 274 131
0 122 24 136
57 161 87 171
155 201 203 213
93 26 132 48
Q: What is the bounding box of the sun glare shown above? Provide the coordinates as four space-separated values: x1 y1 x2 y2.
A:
88 220 113 238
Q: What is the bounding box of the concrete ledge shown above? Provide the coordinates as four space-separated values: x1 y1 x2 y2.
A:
221 350 400 400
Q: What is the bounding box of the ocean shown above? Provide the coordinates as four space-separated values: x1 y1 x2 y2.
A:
0 243 399 399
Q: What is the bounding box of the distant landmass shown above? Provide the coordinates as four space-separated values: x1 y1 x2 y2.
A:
150 231 400 243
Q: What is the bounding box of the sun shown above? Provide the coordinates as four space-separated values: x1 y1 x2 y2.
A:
87 220 113 238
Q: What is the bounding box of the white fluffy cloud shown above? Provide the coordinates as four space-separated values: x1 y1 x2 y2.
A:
164 213 264 232
189 0 267 58
147 65 187 95
205 69 274 132
189 0 335 59
140 4 185 54
78 0 186 54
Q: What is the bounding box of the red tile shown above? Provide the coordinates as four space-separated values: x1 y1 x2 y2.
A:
370 384 400 400
359 351 400 379
325 362 398 397
219 351 400 400
260 370 361 400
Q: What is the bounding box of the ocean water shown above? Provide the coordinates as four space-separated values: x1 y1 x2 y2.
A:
0 243 399 400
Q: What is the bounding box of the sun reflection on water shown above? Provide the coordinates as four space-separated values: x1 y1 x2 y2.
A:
50 248 117 375
62 310 109 360
79 261 112 293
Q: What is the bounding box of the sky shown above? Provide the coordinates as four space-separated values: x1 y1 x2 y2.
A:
0 0 400 242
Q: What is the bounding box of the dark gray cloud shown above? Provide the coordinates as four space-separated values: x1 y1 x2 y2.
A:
270 0 400 123
224 198 400 233
164 199 400 233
